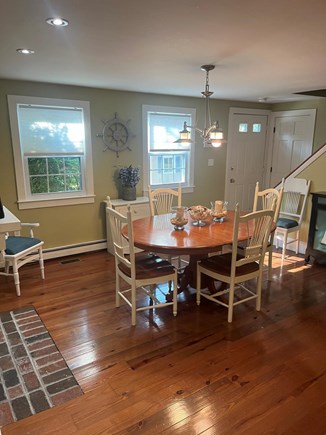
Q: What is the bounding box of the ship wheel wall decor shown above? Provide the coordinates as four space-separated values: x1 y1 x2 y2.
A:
97 113 135 157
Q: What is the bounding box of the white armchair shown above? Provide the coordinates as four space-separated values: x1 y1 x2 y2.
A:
0 222 44 296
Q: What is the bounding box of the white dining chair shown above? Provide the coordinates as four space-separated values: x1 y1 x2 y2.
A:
1 223 44 296
148 185 182 216
274 178 311 262
252 180 284 279
107 205 178 326
196 205 274 323
148 184 188 270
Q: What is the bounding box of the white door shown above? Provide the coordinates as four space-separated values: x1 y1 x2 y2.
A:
225 108 269 211
269 109 316 186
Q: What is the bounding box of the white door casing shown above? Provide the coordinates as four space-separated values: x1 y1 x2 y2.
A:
225 108 270 211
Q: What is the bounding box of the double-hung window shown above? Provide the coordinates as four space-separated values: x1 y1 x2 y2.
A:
142 105 195 192
8 95 94 209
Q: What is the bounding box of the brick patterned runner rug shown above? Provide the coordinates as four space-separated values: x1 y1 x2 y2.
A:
0 306 83 428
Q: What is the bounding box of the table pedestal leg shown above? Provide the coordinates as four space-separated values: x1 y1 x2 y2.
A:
178 255 216 293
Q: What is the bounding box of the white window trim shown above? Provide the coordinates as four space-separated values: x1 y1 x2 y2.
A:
7 95 95 209
142 104 195 193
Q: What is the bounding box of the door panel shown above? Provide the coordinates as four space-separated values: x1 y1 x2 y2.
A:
270 112 315 186
226 112 268 211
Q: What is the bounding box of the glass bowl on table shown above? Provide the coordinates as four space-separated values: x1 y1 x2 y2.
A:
188 205 211 227
170 206 188 231
211 200 228 223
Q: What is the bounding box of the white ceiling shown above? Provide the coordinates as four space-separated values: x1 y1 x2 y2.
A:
1 0 325 102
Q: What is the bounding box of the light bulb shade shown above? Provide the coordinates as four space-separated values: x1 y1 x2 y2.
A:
211 141 222 148
209 125 224 141
180 130 191 140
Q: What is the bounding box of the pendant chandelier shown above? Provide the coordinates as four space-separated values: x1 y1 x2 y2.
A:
175 65 226 148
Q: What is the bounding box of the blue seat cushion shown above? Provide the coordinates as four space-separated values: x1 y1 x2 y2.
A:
276 218 298 229
5 236 42 255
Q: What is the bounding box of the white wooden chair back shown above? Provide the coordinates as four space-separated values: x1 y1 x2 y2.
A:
148 185 181 216
253 180 284 221
196 204 275 322
252 181 284 280
232 205 275 272
279 178 311 225
107 206 136 278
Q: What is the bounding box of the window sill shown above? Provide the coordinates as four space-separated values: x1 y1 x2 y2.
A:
143 185 194 194
17 195 95 210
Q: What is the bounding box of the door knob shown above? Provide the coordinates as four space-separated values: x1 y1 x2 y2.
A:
230 178 235 183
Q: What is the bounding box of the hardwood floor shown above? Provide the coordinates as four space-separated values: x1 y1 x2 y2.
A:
1 249 325 434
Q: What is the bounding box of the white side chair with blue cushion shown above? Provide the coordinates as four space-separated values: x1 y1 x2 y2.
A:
275 178 311 262
0 223 44 296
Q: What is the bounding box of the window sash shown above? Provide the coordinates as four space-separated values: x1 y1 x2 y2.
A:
7 95 94 209
149 151 188 186
17 104 85 155
142 105 195 190
25 155 84 196
148 112 192 151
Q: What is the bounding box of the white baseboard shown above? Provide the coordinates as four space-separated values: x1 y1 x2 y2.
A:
43 239 107 260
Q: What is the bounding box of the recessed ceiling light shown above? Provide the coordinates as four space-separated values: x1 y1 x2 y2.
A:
46 17 69 27
16 48 35 55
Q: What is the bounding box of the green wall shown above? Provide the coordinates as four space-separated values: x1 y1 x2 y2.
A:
0 79 265 250
297 150 326 244
1 79 325 251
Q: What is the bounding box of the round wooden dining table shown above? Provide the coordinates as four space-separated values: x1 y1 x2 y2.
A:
122 210 254 292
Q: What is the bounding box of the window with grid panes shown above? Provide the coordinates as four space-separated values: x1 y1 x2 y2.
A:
7 95 94 209
142 105 195 191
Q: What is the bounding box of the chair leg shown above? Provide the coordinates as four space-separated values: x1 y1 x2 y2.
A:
131 283 137 326
39 248 45 279
295 231 300 254
13 263 21 297
256 270 263 312
267 248 272 281
167 255 172 292
282 232 288 263
115 270 120 307
196 268 201 306
173 275 178 317
227 281 235 323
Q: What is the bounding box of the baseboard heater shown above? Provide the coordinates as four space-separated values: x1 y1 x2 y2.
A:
43 239 107 260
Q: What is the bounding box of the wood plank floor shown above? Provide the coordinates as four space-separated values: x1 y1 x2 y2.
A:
1 249 325 434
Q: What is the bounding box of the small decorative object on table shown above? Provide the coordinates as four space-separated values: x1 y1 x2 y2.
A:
118 165 140 201
170 206 188 230
211 200 228 222
188 205 210 227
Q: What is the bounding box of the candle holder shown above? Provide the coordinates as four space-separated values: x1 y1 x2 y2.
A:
211 201 228 223
170 206 188 231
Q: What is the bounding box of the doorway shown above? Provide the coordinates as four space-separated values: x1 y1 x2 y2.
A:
225 108 270 210
225 107 316 211
267 109 316 186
